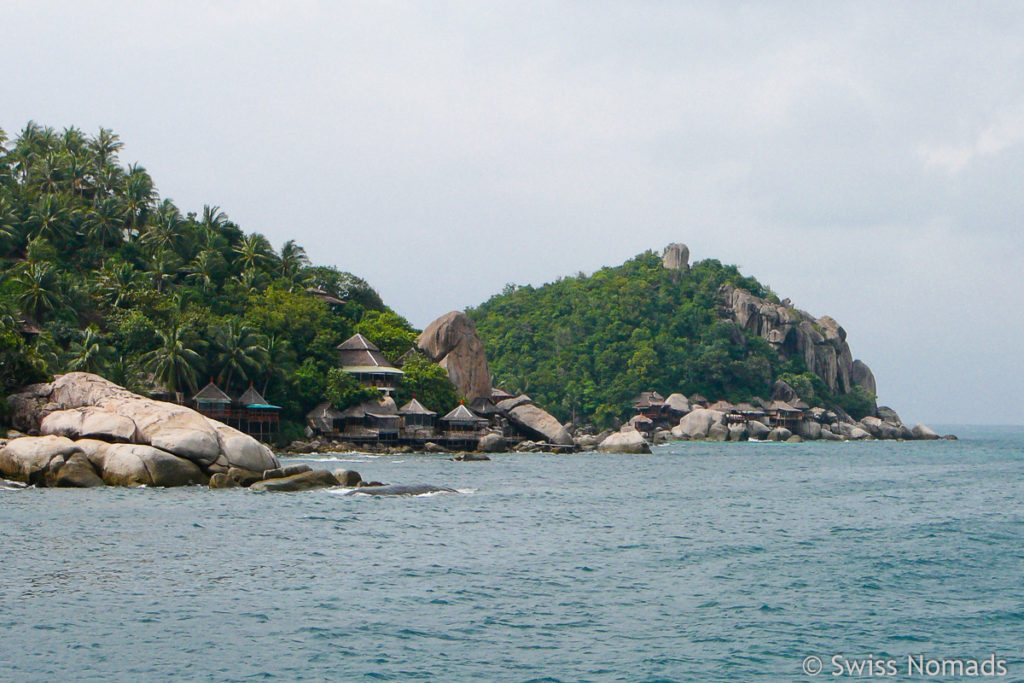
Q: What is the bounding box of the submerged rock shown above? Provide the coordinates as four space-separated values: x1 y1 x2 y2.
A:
250 469 340 492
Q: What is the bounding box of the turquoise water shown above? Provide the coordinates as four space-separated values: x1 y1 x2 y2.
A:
2 427 1022 681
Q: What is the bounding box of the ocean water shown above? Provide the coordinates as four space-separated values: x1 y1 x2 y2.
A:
2 426 1022 682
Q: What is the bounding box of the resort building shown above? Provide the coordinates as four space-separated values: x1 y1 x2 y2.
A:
193 381 232 420
234 384 281 442
399 398 437 440
336 333 404 394
440 403 488 447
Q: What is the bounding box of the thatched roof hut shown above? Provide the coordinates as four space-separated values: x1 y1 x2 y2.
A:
689 393 708 406
193 381 231 405
490 387 516 403
632 391 665 409
399 398 436 416
441 403 488 426
306 402 343 433
336 334 401 371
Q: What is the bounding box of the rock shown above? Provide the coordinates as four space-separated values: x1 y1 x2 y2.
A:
818 428 841 441
416 311 492 401
662 242 690 271
264 464 313 480
575 434 603 450
727 423 749 442
876 406 903 426
53 452 105 488
767 427 792 442
598 429 651 454
96 443 208 487
332 469 363 486
707 423 729 441
911 423 939 440
496 394 533 412
225 467 264 487
40 407 138 443
668 425 690 440
0 435 82 485
514 440 537 452
747 420 771 440
720 285 864 397
209 472 240 489
796 419 822 440
477 433 506 453
652 429 669 444
452 452 491 461
205 419 279 472
848 426 871 440
851 360 877 396
504 403 574 446
344 483 457 496
942 434 958 440
676 408 726 439
663 393 691 415
422 442 447 453
250 469 340 492
786 434 803 443
285 440 316 454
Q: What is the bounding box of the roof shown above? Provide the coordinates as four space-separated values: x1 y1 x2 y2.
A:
629 414 653 425
306 287 345 306
633 391 665 408
689 393 708 404
708 400 736 412
336 333 400 371
768 400 802 413
237 385 268 406
399 398 436 416
193 381 231 403
441 404 487 423
734 402 764 414
469 397 500 415
245 403 281 410
341 365 405 375
491 387 516 402
306 402 343 420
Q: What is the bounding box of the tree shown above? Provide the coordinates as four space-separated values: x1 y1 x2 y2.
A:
67 324 113 374
142 325 204 395
394 352 460 415
356 309 419 362
14 262 62 321
211 320 268 392
324 368 378 411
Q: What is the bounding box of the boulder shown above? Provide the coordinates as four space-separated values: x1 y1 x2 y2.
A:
263 464 313 480
676 408 725 439
332 469 363 486
662 243 690 271
53 452 105 488
575 434 603 450
796 419 822 440
40 407 137 443
851 360 877 396
205 419 280 472
786 434 804 443
225 467 264 487
747 420 771 440
668 425 690 440
819 428 841 441
477 433 506 453
496 394 533 412
598 429 651 454
209 472 240 489
876 406 903 426
96 443 208 487
911 423 939 440
727 423 749 442
250 469 339 492
416 311 492 401
848 426 871 440
504 403 574 446
422 442 447 453
453 452 491 461
663 393 691 415
767 427 792 442
707 423 729 441
0 435 82 485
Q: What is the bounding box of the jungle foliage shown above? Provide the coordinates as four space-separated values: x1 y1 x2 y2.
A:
0 122 453 439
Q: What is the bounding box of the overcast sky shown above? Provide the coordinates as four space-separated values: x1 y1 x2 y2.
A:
4 1 1022 425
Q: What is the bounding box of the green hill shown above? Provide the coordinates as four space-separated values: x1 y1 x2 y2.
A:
468 249 873 426
0 122 451 441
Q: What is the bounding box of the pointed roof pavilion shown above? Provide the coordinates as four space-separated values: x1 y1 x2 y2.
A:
441 403 488 424
237 384 280 410
193 381 231 404
336 333 404 376
399 398 437 416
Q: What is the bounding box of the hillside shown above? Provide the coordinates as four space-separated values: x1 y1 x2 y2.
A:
468 244 877 426
0 122 454 441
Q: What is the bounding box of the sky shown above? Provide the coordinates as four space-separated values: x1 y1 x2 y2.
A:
4 1 1023 425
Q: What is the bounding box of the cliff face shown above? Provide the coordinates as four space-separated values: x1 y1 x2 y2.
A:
717 283 875 397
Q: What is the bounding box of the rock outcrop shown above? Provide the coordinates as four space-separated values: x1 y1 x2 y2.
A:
4 373 279 487
598 427 652 454
496 395 574 446
718 284 873 400
417 311 492 402
662 243 690 271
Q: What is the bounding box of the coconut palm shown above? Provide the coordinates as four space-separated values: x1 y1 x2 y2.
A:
87 128 123 169
183 249 226 293
84 197 127 248
0 196 23 255
146 249 181 293
96 260 140 309
278 239 310 285
120 163 155 237
233 233 276 273
27 194 72 243
67 325 113 374
143 326 204 395
211 321 268 392
14 262 62 321
260 333 295 395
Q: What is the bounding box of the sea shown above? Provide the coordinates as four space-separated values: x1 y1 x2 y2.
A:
2 425 1022 682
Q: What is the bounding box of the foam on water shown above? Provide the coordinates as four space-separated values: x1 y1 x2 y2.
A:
1 426 1022 681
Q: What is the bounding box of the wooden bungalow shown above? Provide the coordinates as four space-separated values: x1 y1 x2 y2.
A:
340 397 401 443
767 400 803 428
632 391 666 420
628 414 655 435
441 403 488 443
336 333 404 394
193 381 232 420
306 287 346 310
732 402 766 424
399 398 437 440
490 387 516 403
307 402 343 435
235 384 281 441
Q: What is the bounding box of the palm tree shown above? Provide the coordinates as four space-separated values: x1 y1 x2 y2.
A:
67 325 113 374
96 260 140 309
0 196 23 255
146 249 181 293
84 197 127 248
212 321 268 392
233 233 277 272
232 266 269 293
27 194 72 243
260 333 295 395
120 163 155 238
87 128 123 169
14 262 62 321
278 239 310 286
141 199 183 254
183 249 225 293
143 326 204 395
